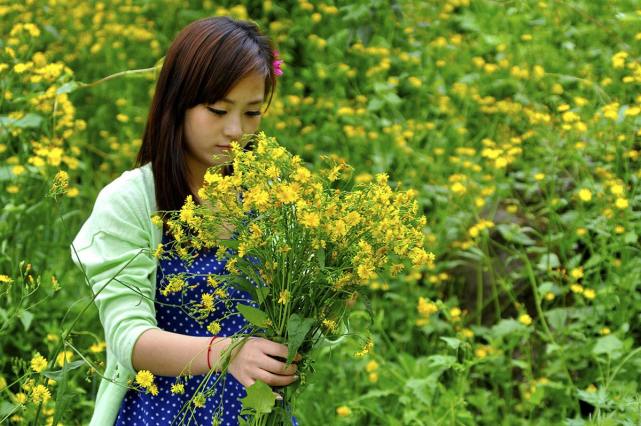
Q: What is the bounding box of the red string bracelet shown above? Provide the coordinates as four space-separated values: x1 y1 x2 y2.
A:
206 336 218 370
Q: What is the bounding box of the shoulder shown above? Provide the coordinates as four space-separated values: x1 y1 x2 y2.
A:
74 164 156 248
94 163 155 220
97 163 153 205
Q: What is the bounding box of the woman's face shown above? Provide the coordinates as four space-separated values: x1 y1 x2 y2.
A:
183 70 265 177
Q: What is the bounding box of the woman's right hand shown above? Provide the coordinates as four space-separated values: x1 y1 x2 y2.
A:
226 337 302 390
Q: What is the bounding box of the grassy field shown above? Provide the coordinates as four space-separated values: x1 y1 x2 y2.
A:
1 0 640 424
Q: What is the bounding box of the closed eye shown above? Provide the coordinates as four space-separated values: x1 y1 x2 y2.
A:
206 107 262 117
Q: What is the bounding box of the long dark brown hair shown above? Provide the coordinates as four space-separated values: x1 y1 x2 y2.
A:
136 16 278 213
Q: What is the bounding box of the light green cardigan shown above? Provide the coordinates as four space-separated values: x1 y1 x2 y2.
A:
71 163 162 425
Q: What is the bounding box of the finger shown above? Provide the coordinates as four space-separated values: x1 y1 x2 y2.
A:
259 340 289 359
256 369 299 387
259 354 298 375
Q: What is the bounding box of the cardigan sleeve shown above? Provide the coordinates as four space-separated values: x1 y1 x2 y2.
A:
70 174 160 377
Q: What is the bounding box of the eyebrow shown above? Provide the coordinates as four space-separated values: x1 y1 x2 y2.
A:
220 97 264 105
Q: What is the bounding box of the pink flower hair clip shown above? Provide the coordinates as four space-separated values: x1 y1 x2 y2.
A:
273 49 283 77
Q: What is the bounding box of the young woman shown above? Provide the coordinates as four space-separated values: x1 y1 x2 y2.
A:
71 16 299 425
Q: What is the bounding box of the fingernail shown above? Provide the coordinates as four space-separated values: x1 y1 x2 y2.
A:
276 394 283 400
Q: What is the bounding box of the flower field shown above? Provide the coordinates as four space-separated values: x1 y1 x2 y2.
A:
1 0 640 424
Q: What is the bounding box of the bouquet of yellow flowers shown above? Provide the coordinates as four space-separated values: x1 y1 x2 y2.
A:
162 131 434 424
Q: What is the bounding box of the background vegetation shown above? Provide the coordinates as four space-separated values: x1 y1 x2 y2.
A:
1 0 640 424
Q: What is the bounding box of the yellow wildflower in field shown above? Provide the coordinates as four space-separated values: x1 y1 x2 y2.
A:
336 405 351 416
571 284 584 294
30 384 51 404
577 188 592 202
55 351 73 367
450 307 462 320
50 170 69 197
135 370 155 389
355 339 374 358
518 314 533 326
0 275 13 284
321 319 337 333
275 183 300 204
300 211 320 228
615 198 628 209
583 289 596 300
570 267 584 280
90 341 106 353
30 353 48 373
600 327 611 335
14 392 27 405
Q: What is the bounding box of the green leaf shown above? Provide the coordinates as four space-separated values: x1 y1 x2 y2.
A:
286 313 314 364
0 113 43 129
255 286 269 304
240 380 275 415
42 360 86 381
0 401 17 417
217 239 239 249
56 81 80 95
490 319 526 339
536 253 560 272
18 309 34 331
236 304 269 328
316 247 325 268
440 336 463 350
592 334 623 357
624 231 638 244
496 223 536 245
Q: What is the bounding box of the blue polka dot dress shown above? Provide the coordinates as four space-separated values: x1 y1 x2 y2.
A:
115 232 299 425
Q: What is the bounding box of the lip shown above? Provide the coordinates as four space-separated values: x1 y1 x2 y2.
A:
215 144 231 148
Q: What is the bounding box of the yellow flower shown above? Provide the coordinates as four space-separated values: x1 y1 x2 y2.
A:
570 267 584 280
292 166 311 183
14 392 27 405
336 405 351 416
322 319 337 332
278 289 290 305
151 215 163 227
571 284 584 294
577 188 592 202
0 274 13 284
365 360 379 373
170 383 185 395
30 384 51 404
30 353 48 373
518 314 532 326
354 339 374 357
153 243 164 259
135 370 155 389
193 392 206 408
417 297 438 317
615 197 628 209
583 288 596 300
300 211 320 228
449 307 461 319
55 351 73 367
89 342 106 353
207 321 221 335
275 183 300 204
161 276 185 297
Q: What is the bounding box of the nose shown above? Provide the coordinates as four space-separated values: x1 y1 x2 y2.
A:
223 113 243 142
